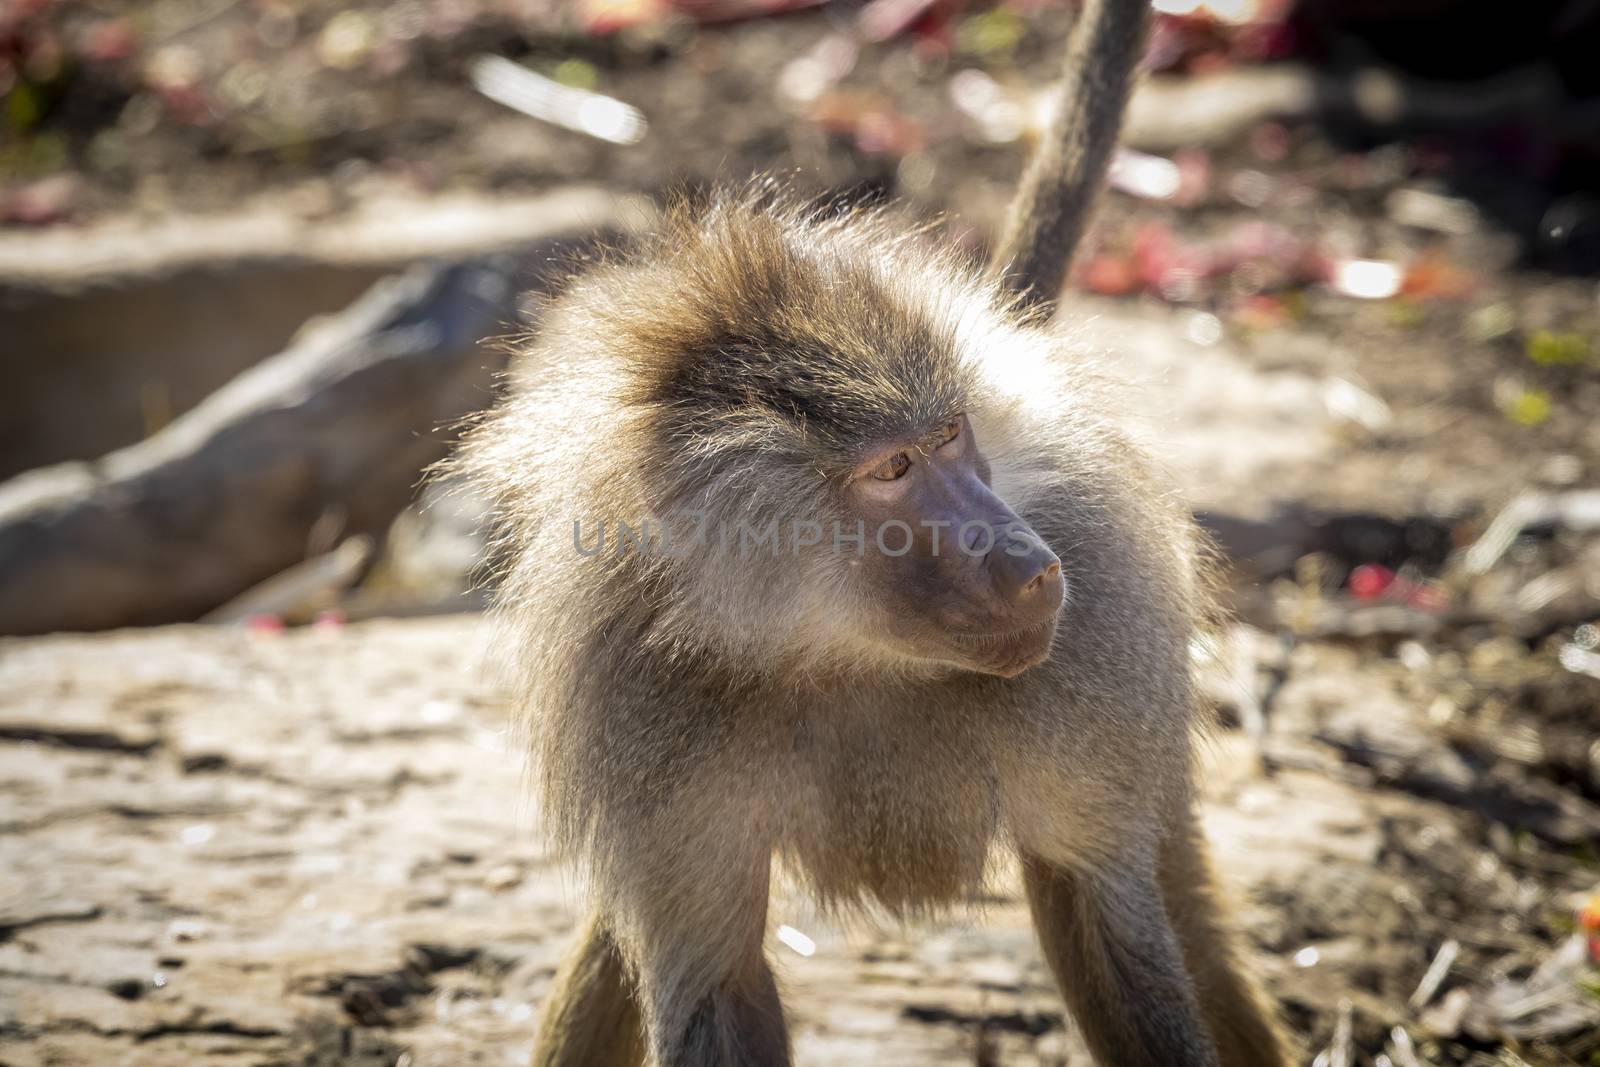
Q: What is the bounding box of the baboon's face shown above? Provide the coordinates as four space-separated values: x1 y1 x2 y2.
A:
843 415 1064 677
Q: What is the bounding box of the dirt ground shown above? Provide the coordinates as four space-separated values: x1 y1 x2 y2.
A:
2 609 1596 1067
3 2 1600 1065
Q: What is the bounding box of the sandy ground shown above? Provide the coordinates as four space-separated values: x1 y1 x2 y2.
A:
2 612 1594 1067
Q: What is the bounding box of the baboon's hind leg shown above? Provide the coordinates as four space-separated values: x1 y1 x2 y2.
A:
1158 811 1294 1067
531 912 646 1067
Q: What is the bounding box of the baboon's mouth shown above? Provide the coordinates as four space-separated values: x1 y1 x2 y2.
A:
951 618 1058 677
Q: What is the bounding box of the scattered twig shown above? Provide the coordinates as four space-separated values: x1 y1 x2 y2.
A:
1389 1025 1426 1067
1409 939 1461 1012
1559 643 1600 680
469 55 647 145
1330 999 1354 1067
1460 490 1600 576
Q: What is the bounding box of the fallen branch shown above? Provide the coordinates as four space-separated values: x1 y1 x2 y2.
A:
0 257 530 635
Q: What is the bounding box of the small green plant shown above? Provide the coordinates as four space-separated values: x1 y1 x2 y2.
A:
1503 387 1552 427
1526 329 1593 366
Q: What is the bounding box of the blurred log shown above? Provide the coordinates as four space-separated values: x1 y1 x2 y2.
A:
1119 63 1595 154
0 187 632 479
1124 67 1318 152
0 257 531 635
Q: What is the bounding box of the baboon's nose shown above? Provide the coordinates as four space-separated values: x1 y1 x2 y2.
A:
990 540 1064 614
1025 562 1062 594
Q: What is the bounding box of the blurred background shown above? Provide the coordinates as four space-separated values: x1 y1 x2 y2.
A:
1 2 1598 1065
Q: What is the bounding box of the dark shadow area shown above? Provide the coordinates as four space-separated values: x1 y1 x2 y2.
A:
1295 0 1600 272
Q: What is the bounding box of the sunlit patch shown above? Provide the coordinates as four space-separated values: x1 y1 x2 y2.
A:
776 924 816 957
1152 0 1260 24
1110 148 1181 201
1331 259 1402 300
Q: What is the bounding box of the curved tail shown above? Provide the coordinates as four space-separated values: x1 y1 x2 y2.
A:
989 0 1152 314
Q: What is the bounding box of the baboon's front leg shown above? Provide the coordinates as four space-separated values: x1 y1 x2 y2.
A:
601 793 789 1067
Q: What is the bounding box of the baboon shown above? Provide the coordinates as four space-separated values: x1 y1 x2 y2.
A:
458 0 1293 1064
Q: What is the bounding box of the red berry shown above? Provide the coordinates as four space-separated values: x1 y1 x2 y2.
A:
1348 564 1395 600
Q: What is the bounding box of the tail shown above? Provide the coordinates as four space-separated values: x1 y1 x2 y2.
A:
989 0 1152 313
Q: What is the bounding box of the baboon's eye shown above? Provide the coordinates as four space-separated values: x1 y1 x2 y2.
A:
872 451 912 481
938 420 962 447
